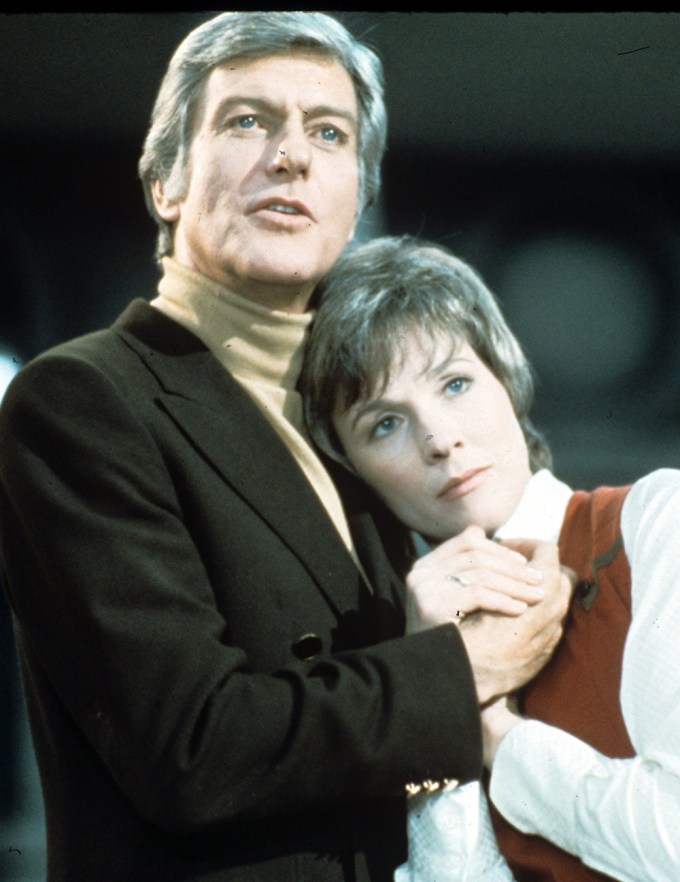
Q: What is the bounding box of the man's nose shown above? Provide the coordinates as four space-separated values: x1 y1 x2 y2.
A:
267 124 311 177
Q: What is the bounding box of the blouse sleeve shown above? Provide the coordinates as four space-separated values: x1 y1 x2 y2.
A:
490 469 680 881
394 781 515 881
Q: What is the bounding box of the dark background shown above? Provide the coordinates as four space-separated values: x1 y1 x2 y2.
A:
2 12 680 880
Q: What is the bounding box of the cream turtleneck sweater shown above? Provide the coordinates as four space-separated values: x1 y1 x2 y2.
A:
151 258 369 585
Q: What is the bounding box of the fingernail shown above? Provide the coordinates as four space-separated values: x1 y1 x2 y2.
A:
527 568 543 582
527 585 545 599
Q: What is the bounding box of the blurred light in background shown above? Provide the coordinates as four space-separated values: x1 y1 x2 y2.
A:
0 352 20 402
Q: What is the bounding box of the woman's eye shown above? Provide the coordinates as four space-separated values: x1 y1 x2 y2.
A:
370 416 398 439
444 376 469 396
235 115 257 130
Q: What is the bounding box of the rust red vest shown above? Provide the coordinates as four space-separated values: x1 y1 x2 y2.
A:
490 485 635 881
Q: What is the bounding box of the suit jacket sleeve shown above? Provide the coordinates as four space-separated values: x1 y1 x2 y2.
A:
0 338 482 837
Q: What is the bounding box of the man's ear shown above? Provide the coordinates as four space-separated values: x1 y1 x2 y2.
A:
151 179 180 222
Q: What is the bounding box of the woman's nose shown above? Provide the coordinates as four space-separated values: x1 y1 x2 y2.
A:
423 424 463 462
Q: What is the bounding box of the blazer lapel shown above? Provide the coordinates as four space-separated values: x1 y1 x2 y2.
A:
113 300 366 618
325 457 409 618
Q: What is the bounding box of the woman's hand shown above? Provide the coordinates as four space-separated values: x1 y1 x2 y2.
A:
481 695 523 768
405 525 546 633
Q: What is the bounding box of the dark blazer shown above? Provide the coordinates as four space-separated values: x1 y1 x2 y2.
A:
0 300 481 882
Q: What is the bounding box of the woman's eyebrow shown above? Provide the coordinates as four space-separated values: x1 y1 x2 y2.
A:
349 398 391 432
425 354 473 379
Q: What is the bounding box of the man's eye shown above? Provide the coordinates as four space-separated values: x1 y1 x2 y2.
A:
224 114 260 132
318 125 346 144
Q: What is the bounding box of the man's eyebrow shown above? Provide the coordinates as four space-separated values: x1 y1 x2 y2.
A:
303 104 358 129
211 96 357 129
211 95 274 124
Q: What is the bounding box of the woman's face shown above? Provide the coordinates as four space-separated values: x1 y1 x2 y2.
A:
333 334 532 542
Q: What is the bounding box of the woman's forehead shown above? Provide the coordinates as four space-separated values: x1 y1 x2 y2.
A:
363 329 469 397
390 327 465 369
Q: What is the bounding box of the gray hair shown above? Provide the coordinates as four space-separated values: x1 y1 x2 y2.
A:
301 235 552 473
138 12 386 262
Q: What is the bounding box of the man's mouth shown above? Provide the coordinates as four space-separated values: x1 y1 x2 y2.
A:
251 197 315 221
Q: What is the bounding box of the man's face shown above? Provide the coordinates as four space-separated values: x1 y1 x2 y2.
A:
153 52 360 312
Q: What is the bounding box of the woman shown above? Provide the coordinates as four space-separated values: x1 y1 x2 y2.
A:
301 235 680 881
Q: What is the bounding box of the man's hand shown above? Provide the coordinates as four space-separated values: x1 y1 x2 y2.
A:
405 526 547 633
460 539 573 705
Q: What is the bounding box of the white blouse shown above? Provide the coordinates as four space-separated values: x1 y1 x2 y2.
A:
396 468 680 881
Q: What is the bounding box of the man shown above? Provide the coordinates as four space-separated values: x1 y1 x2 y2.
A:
0 13 570 882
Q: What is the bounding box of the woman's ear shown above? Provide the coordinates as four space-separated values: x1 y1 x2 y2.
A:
151 179 180 222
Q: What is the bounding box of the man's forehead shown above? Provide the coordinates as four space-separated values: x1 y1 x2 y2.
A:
205 51 355 101
190 50 358 135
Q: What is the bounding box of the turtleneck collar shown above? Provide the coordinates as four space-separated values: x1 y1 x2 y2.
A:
152 257 314 391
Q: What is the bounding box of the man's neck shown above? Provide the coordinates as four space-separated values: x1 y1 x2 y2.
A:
228 277 316 315
170 255 317 315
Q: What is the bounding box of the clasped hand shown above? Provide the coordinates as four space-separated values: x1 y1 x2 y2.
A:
405 525 573 706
